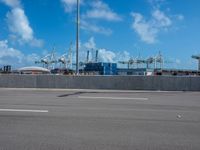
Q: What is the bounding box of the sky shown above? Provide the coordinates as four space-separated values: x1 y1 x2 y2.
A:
0 0 200 69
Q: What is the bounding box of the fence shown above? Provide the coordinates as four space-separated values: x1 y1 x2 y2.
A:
0 75 200 91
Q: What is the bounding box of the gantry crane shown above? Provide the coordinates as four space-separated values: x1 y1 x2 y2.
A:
58 43 73 69
35 49 57 69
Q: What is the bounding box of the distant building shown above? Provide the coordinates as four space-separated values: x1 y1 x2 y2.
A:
117 68 154 76
18 66 50 74
84 62 117 75
51 68 74 75
117 68 200 76
0 65 12 74
154 69 200 76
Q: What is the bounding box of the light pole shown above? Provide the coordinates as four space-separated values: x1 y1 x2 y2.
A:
76 0 80 75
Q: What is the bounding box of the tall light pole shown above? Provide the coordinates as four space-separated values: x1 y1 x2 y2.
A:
76 0 80 75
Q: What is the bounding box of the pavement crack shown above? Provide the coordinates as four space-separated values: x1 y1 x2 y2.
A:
57 91 99 97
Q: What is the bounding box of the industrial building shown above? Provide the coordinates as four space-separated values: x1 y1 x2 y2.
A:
0 65 12 74
84 62 117 75
192 55 200 71
51 68 74 75
154 69 200 76
117 68 200 76
117 68 154 76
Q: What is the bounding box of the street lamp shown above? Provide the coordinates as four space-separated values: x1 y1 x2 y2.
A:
76 0 80 75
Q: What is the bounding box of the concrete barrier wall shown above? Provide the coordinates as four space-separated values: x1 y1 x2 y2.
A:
0 75 200 91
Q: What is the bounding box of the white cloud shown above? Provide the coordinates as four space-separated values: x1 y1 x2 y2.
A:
84 37 96 49
81 20 112 36
84 1 122 22
131 0 184 44
1 0 43 47
131 12 158 44
25 53 40 63
61 0 77 13
30 38 44 47
98 49 116 62
61 0 120 36
7 8 33 41
131 9 173 44
0 40 40 67
97 49 131 63
78 37 130 63
61 0 85 13
152 9 172 27
116 51 131 62
0 40 23 64
148 0 166 9
61 0 121 22
0 0 20 8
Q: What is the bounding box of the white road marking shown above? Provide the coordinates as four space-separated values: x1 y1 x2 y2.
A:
0 109 48 113
78 96 148 100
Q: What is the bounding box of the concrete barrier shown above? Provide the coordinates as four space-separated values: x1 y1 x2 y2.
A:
0 74 200 91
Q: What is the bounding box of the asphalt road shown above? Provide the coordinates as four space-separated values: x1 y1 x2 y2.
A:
0 88 200 150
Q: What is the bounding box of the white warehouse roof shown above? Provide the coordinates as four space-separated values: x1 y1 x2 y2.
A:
18 66 50 73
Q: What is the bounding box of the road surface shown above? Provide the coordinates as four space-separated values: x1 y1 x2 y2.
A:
0 88 200 150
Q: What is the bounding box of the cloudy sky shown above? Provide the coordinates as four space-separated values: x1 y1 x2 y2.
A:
0 0 200 69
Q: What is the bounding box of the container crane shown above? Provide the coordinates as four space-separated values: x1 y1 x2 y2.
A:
58 42 73 69
153 52 164 69
35 49 57 69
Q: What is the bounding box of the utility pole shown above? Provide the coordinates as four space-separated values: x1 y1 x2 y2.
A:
76 0 80 75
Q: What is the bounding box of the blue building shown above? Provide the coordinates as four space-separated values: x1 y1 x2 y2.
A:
84 62 117 75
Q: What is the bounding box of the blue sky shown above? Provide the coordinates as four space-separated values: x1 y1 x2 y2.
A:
0 0 200 69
